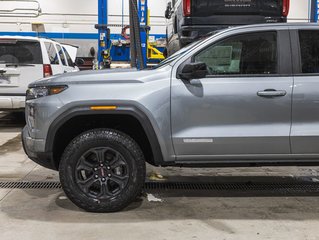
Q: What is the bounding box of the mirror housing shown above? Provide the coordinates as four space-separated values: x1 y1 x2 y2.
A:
165 2 172 19
179 62 208 80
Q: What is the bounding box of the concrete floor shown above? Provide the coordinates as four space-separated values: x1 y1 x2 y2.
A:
1 112 319 239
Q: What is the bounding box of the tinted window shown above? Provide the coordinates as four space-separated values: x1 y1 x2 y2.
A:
45 42 59 65
192 0 281 17
56 45 67 66
194 32 278 75
0 40 42 64
299 30 319 74
63 47 74 67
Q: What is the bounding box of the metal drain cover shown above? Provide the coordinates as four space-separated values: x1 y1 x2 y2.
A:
1 181 319 193
0 181 61 189
145 181 319 193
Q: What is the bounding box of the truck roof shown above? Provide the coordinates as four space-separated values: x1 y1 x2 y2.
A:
214 22 319 37
227 22 319 31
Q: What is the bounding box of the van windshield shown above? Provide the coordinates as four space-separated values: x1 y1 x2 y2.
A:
0 39 42 65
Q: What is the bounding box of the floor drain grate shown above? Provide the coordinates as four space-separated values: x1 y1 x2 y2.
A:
0 181 61 189
145 181 319 192
1 181 319 192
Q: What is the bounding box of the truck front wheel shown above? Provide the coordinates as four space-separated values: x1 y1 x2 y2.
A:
59 128 146 212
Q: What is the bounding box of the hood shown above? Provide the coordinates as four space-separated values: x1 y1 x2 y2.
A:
29 67 167 87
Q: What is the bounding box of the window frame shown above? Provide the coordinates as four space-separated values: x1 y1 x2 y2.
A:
186 30 292 78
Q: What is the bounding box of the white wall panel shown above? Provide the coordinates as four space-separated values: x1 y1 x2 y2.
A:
0 0 167 34
288 0 310 22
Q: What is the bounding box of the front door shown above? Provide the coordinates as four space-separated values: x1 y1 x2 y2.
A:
171 30 293 158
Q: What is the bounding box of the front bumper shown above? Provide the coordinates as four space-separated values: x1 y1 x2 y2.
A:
22 126 57 170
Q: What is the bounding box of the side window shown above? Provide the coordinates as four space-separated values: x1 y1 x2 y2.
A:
299 30 319 74
56 44 67 66
44 42 59 65
194 32 278 75
63 47 74 67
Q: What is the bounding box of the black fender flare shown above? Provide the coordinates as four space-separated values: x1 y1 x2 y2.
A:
45 103 164 165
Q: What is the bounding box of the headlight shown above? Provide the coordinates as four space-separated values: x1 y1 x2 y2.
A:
26 85 68 100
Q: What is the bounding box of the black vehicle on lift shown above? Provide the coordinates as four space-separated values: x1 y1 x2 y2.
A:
165 0 290 56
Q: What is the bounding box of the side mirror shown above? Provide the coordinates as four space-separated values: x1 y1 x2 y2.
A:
179 62 208 80
165 3 172 19
75 58 85 66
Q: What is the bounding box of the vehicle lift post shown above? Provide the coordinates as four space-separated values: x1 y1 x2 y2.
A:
129 0 147 69
96 0 111 69
138 0 148 68
314 0 319 22
96 0 149 70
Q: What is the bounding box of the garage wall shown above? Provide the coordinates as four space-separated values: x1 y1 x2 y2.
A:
0 0 314 57
0 0 167 34
0 0 167 57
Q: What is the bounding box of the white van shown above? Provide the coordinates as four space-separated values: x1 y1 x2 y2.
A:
0 36 79 110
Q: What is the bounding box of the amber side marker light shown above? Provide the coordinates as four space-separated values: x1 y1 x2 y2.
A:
90 106 117 111
49 86 67 95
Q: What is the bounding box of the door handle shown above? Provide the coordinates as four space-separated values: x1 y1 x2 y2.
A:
257 89 287 98
64 70 67 73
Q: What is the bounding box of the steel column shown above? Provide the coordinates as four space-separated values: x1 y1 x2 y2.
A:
97 0 111 68
138 0 148 69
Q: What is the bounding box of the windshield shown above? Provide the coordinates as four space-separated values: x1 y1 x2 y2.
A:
152 33 216 69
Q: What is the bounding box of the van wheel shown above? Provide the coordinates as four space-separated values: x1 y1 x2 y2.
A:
167 34 181 56
59 129 146 213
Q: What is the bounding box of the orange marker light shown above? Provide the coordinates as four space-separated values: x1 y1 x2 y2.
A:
90 106 117 111
49 86 66 95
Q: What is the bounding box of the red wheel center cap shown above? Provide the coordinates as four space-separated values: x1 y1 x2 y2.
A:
100 168 105 177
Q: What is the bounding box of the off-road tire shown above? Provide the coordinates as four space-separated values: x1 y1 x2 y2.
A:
59 128 146 213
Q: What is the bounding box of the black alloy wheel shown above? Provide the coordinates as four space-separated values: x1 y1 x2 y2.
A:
75 147 129 199
59 129 146 212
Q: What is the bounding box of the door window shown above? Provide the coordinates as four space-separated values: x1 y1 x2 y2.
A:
63 47 75 67
194 32 278 75
299 30 319 74
44 42 59 65
56 45 67 66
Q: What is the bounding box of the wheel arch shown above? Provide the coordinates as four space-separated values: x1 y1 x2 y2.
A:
46 105 165 169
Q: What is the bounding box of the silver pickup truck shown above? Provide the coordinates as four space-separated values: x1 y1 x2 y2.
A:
23 23 319 212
